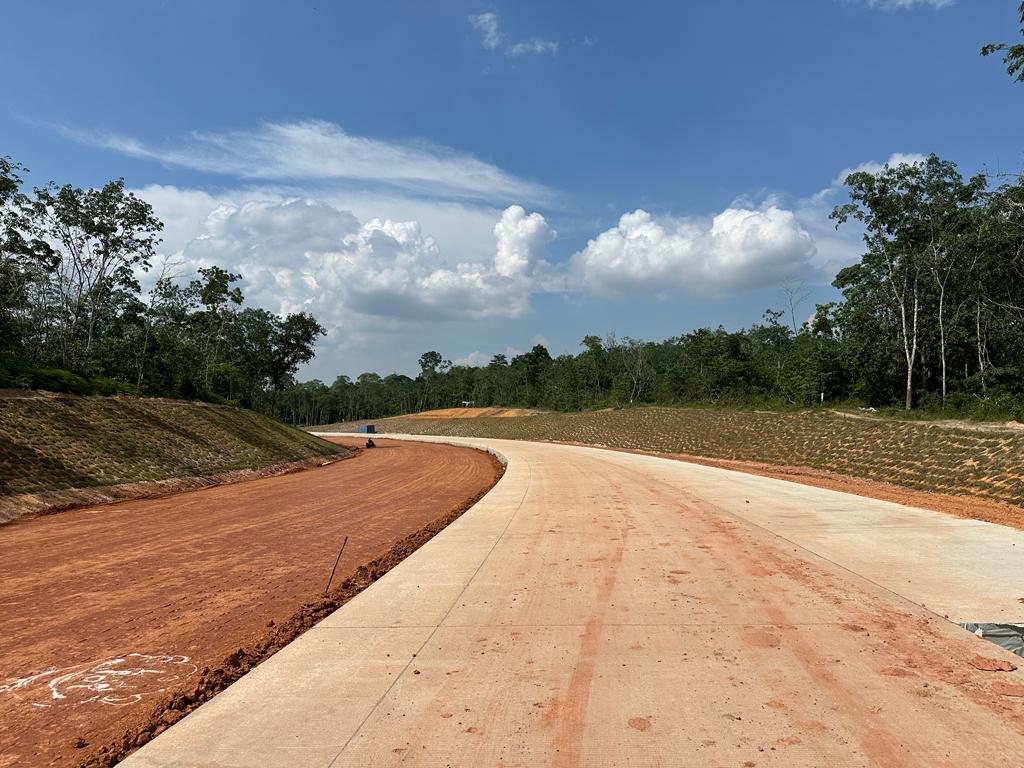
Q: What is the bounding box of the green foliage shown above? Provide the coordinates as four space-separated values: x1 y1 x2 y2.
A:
982 2 1024 82
0 156 326 409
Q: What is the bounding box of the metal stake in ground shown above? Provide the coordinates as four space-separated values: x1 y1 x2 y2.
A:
324 535 349 595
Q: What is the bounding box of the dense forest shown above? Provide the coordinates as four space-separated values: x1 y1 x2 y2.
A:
0 158 324 407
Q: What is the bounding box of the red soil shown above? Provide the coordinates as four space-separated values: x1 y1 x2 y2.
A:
0 438 501 768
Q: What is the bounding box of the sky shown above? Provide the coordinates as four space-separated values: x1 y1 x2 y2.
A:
3 0 1023 379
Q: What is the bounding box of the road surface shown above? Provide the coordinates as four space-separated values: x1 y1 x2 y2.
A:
0 438 500 768
123 436 1024 767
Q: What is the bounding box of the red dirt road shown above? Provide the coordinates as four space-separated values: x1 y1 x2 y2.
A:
0 438 500 768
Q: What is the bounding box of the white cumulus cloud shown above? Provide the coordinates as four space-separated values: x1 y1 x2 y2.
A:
572 206 816 297
143 190 555 339
831 152 928 186
493 205 556 277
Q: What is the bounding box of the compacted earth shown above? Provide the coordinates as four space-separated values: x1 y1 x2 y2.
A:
0 438 502 768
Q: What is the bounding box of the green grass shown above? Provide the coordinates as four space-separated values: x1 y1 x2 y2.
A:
0 395 343 497
319 407 1024 507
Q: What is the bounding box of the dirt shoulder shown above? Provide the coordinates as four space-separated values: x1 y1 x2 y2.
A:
0 453 348 524
0 438 502 768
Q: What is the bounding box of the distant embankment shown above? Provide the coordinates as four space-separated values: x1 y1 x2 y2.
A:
316 407 1024 510
0 392 347 524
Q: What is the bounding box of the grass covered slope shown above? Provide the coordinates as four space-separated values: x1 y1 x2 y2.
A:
320 407 1024 508
1 392 345 521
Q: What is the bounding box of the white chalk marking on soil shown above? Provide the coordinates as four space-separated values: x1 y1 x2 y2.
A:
0 654 197 708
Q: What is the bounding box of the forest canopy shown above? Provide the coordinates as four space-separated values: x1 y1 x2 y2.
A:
0 157 324 406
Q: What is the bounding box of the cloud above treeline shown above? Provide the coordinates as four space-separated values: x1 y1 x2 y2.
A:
572 207 816 297
56 118 927 370
61 119 550 203
152 195 555 325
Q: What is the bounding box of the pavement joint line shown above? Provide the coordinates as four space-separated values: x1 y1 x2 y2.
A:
325 457 535 767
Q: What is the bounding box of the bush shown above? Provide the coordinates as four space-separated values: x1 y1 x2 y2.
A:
0 359 141 397
90 376 139 397
29 367 91 395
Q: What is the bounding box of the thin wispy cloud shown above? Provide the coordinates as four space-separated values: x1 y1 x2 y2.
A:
57 119 550 203
467 11 559 57
508 39 558 56
859 0 953 10
468 12 502 49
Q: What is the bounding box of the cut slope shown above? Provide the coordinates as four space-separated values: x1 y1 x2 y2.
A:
0 392 345 523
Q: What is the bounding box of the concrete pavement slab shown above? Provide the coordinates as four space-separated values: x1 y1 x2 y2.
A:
123 436 1024 767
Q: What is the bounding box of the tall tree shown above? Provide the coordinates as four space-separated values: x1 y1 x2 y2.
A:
27 179 162 371
833 160 930 410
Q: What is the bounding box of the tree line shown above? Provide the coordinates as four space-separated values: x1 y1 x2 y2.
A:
0 158 324 407
268 152 1024 426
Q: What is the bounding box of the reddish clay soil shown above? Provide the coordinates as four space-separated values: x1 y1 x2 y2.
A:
0 438 502 768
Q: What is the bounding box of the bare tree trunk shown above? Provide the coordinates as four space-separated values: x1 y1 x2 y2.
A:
938 281 947 407
886 251 920 411
976 299 987 392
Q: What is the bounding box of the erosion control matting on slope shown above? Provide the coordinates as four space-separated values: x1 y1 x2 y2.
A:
0 438 502 768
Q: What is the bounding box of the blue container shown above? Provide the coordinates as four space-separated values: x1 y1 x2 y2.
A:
357 424 376 434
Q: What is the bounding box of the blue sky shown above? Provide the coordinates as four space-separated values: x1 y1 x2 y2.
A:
4 0 1023 378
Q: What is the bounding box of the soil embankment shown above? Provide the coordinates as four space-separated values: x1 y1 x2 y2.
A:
0 392 344 524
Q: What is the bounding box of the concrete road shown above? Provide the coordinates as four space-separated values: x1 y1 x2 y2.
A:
124 437 1024 767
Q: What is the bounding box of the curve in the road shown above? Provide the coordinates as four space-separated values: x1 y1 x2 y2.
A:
123 436 1024 767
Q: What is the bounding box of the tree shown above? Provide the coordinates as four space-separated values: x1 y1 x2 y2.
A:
418 351 443 376
906 157 986 406
982 2 1024 82
27 179 162 371
0 157 55 359
833 160 930 410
